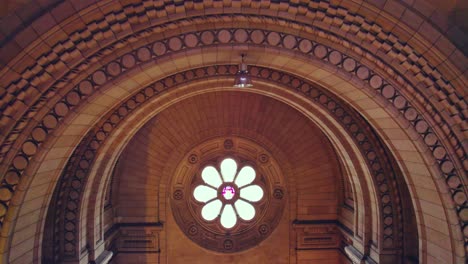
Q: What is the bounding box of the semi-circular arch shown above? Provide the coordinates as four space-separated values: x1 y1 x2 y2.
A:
0 2 465 263
45 75 402 262
2 43 464 264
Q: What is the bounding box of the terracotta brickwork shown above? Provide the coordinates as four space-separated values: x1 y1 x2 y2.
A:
0 1 466 264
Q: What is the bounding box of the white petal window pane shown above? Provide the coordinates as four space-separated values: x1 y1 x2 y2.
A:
220 204 237 228
234 200 255 221
240 185 264 202
193 185 217 203
234 166 255 188
201 199 222 221
220 158 237 182
201 166 222 188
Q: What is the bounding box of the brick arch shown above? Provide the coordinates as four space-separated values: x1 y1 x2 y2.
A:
1 16 464 157
1 38 462 264
0 7 465 222
0 18 465 198
0 1 465 104
0 54 450 262
0 6 464 264
33 57 430 262
0 4 465 161
0 43 464 264
1 22 465 228
64 76 399 263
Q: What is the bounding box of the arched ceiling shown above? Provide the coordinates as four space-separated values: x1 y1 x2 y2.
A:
42 69 413 263
119 91 334 164
0 1 466 263
112 90 340 221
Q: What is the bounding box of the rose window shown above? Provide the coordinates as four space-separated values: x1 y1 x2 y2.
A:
193 158 264 228
171 138 286 252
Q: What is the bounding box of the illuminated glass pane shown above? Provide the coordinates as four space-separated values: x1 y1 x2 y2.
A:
240 185 263 202
220 158 237 182
193 185 217 203
220 204 237 228
222 185 235 200
235 200 255 221
201 166 222 188
234 166 255 188
201 199 222 221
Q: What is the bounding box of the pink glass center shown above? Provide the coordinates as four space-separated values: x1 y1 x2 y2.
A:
222 186 236 200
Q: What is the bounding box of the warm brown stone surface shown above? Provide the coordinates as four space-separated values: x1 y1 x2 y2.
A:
0 1 466 264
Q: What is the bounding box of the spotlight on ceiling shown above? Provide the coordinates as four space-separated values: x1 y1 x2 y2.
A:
233 54 253 88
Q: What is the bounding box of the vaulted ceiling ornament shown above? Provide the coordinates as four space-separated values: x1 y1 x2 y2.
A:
170 138 287 253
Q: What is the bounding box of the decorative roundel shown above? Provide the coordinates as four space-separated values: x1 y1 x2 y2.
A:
170 137 286 253
194 157 264 229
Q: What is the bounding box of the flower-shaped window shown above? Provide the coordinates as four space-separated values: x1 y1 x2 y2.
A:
193 158 264 229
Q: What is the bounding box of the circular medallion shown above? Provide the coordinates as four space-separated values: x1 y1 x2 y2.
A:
170 137 286 252
173 189 184 200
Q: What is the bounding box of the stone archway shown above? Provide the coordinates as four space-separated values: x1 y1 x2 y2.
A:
40 68 414 262
0 1 465 263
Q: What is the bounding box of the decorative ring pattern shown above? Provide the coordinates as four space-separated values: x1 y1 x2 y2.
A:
0 26 464 256
0 24 460 259
45 64 409 259
11 27 459 258
171 140 285 253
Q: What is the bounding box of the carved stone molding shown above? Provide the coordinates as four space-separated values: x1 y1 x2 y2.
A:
92 250 113 264
0 2 464 262
43 65 411 260
293 220 341 250
1 5 463 138
1 26 463 251
105 222 163 254
344 244 379 264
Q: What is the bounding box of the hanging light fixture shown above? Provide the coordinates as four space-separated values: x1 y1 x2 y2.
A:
233 54 253 88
